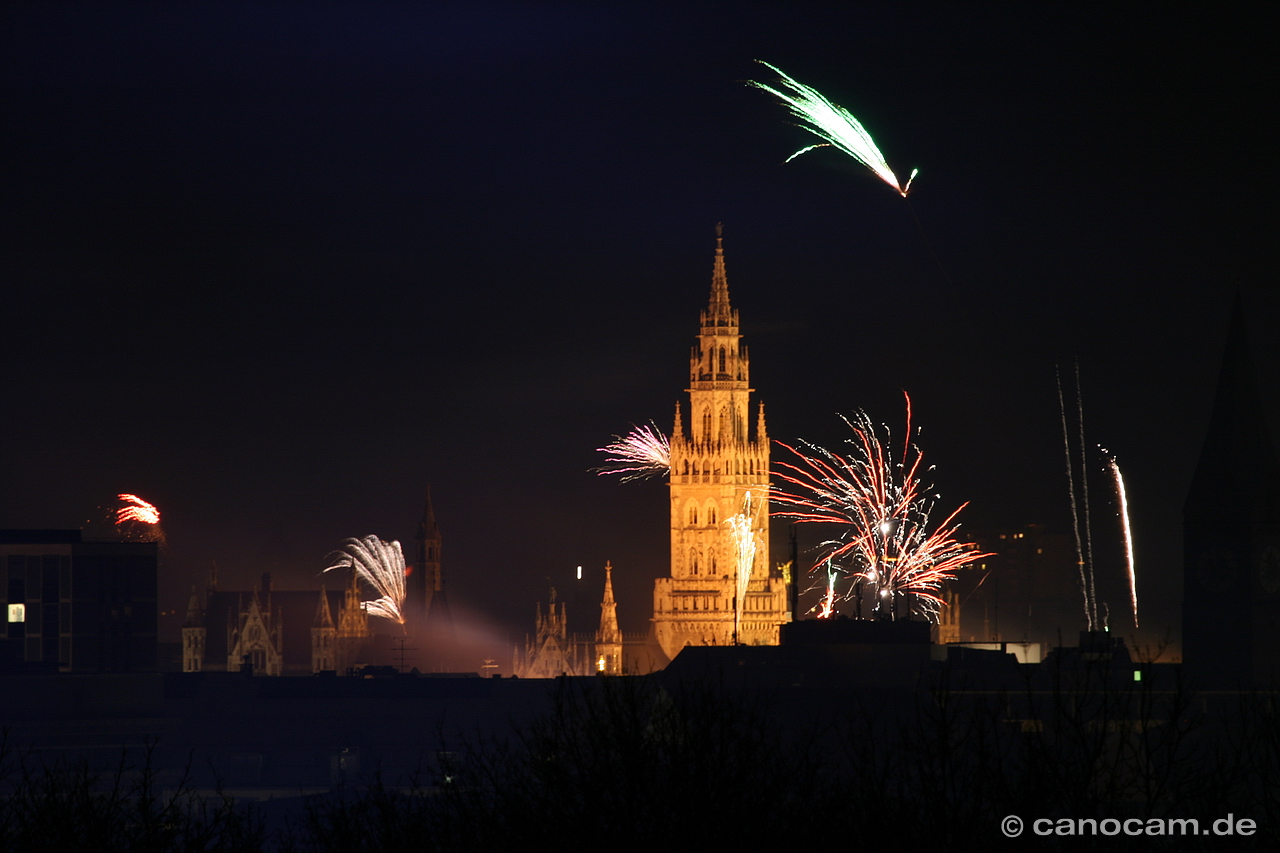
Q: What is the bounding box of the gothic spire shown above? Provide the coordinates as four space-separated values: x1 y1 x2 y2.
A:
417 485 440 543
711 222 729 305
1186 291 1279 519
597 561 622 645
702 223 739 333
314 583 335 628
184 586 204 628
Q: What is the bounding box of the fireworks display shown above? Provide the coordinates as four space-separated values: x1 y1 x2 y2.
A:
770 396 985 620
747 61 916 197
1106 453 1138 628
116 493 159 526
324 535 407 625
817 561 838 619
114 493 165 544
1056 364 1099 631
726 490 761 642
594 423 671 482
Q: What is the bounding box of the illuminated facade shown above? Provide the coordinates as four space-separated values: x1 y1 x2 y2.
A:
596 561 622 674
513 587 590 678
182 569 371 675
652 232 790 660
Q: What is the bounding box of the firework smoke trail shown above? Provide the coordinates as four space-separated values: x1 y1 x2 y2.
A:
1056 367 1095 631
770 395 988 621
1075 362 1098 630
324 536 407 625
1107 454 1138 628
594 423 671 482
726 491 760 643
748 61 914 196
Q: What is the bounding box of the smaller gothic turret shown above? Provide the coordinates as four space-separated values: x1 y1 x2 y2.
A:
312 584 337 673
595 562 623 674
182 586 206 673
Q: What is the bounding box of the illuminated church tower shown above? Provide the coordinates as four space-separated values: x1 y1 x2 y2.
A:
652 228 790 660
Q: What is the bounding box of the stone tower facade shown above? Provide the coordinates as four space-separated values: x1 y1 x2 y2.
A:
182 587 206 673
312 585 337 673
411 487 443 621
652 229 790 660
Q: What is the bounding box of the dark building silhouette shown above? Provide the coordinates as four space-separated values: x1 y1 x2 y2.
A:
1183 295 1280 687
410 486 450 630
1 529 157 673
954 525 1080 645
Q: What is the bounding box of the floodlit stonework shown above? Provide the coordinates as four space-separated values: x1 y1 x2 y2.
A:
652 230 790 660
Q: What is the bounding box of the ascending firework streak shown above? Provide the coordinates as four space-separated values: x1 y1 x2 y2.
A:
1056 364 1098 631
771 395 987 620
1106 453 1138 628
726 491 761 643
324 536 407 625
594 423 671 482
817 561 838 619
747 61 917 197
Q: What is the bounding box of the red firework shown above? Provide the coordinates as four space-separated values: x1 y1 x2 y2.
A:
770 395 987 620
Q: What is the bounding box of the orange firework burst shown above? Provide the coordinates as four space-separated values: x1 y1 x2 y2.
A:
114 494 164 544
770 395 988 621
116 494 160 525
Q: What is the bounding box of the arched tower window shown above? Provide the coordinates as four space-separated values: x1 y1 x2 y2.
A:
719 347 726 374
689 505 698 525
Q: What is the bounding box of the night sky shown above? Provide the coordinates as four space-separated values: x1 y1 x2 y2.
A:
4 4 1276 659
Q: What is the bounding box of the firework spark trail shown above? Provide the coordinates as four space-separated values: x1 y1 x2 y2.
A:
1108 455 1139 628
116 494 160 526
115 493 165 544
770 395 987 621
324 536 407 625
726 491 761 642
1075 362 1098 630
816 561 838 619
1056 367 1094 631
747 61 915 197
594 423 671 482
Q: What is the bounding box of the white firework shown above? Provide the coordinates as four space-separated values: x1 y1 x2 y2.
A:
324 535 407 625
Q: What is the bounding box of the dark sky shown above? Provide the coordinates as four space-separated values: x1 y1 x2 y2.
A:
3 3 1276 656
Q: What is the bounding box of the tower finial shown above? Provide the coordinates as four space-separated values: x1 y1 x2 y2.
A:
709 224 730 314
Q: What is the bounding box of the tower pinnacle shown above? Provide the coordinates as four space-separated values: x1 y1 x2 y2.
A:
596 562 623 674
702 223 738 334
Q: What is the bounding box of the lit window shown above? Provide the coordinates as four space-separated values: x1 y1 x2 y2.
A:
1133 670 1142 682
7 604 24 623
